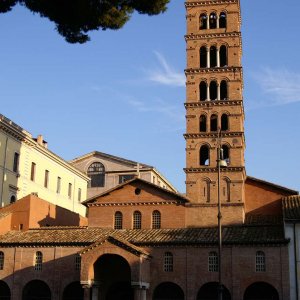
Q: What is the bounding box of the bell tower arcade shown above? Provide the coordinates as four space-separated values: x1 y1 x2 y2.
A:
184 0 246 226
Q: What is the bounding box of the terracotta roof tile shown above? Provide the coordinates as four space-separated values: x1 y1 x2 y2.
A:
283 196 300 220
0 225 286 247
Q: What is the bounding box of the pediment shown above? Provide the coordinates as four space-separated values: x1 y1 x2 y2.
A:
79 234 150 258
84 178 188 206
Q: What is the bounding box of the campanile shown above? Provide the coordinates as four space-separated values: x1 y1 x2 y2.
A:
184 0 246 226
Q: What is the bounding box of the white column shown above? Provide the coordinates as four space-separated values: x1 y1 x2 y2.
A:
132 282 149 300
207 48 210 68
207 84 210 101
207 16 210 29
216 15 220 29
217 47 220 68
217 83 221 101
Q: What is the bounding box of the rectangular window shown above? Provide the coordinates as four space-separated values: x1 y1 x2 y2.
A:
13 152 19 173
78 188 81 202
119 174 135 184
68 183 72 199
30 162 36 181
75 255 81 270
56 177 61 194
44 170 49 188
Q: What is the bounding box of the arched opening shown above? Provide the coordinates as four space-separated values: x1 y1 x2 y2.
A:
201 179 211 203
200 115 207 132
222 178 231 202
10 195 16 204
200 14 208 30
87 162 105 187
221 114 229 131
209 13 217 29
152 210 161 229
197 282 231 300
94 254 133 300
219 12 227 28
0 280 11 300
220 45 227 67
210 46 217 68
63 281 83 300
210 81 218 100
210 114 218 132
133 211 142 229
243 282 279 300
153 282 184 300
114 211 123 229
22 280 51 300
200 46 207 68
200 81 207 101
222 145 230 164
220 80 228 100
200 145 210 166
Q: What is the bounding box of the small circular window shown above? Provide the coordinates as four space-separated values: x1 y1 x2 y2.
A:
135 188 141 195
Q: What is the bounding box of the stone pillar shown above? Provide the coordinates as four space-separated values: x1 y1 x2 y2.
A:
216 15 220 29
217 83 221 101
207 48 210 68
207 16 210 29
207 84 210 101
132 282 149 300
92 282 101 300
81 281 92 300
217 48 220 68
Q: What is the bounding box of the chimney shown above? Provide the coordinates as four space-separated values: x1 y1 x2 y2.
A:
37 135 43 146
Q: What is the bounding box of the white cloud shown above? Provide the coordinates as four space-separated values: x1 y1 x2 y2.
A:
251 68 300 108
147 51 185 87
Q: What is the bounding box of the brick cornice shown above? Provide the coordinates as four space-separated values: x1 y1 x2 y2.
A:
185 0 238 7
185 32 241 40
184 132 244 139
185 100 243 107
88 201 181 207
184 167 245 173
185 66 242 75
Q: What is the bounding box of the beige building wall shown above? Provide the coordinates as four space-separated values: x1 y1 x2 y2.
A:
0 114 89 216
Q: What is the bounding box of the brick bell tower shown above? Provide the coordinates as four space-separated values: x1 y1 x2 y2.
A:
184 0 246 226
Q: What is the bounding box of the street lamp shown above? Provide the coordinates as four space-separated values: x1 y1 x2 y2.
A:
217 128 227 300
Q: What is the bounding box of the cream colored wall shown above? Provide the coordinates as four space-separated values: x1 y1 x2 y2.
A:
0 131 21 206
17 143 87 216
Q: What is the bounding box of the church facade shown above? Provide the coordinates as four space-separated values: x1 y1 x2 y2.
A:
0 0 298 300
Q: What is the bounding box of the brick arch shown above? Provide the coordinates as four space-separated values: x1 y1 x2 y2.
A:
80 240 150 284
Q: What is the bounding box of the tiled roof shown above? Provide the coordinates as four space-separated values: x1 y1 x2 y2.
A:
283 196 300 221
0 225 286 247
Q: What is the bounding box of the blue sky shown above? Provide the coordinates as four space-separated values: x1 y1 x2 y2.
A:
1 0 300 193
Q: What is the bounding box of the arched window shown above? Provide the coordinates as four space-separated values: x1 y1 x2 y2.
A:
222 178 231 202
200 46 207 68
219 12 227 28
220 45 227 67
75 254 81 270
210 46 217 68
200 145 210 166
210 81 218 100
222 144 230 164
256 251 266 272
152 210 161 229
114 211 123 229
209 13 217 29
221 114 229 131
133 211 142 229
210 114 218 132
200 81 207 101
220 80 228 100
208 251 218 272
10 195 16 204
164 252 173 272
200 14 208 30
87 162 105 187
200 115 207 132
34 251 43 271
0 252 4 270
